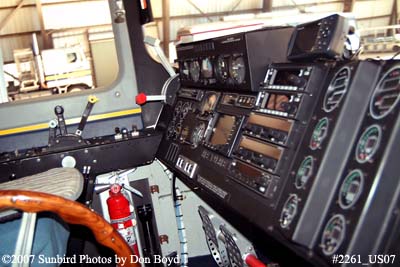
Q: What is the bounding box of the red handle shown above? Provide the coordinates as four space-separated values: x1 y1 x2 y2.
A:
245 254 267 267
136 93 147 105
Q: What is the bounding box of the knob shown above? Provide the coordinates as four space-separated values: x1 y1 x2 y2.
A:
54 105 64 115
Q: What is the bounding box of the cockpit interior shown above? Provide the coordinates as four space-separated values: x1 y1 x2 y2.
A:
0 1 399 267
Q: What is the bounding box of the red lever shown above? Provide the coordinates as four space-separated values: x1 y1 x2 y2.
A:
245 254 267 267
135 93 166 105
136 93 147 105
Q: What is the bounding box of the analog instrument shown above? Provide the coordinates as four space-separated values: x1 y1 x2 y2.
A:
229 55 246 84
295 156 314 189
280 194 299 229
355 125 382 163
338 169 364 209
201 58 213 78
191 122 206 148
190 60 201 82
310 117 329 150
215 56 229 82
320 214 346 256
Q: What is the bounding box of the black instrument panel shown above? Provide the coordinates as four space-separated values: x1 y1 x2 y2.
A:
157 55 400 266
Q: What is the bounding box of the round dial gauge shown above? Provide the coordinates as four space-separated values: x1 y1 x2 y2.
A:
201 58 213 78
215 56 229 82
356 125 382 163
321 214 346 256
180 126 190 143
229 56 246 84
180 61 190 79
181 102 192 118
279 194 299 229
191 122 206 148
189 60 200 82
174 101 183 118
310 117 329 150
167 124 175 140
323 67 351 113
370 66 400 119
295 156 314 189
338 169 364 209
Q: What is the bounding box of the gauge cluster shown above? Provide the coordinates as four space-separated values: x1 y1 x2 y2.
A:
275 61 359 239
311 60 400 260
176 27 294 91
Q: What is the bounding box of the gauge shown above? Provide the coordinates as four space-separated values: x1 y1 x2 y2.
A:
180 126 190 143
323 67 351 112
180 61 190 80
338 169 364 209
320 214 346 256
370 66 400 119
229 55 246 84
295 156 314 189
201 92 219 115
356 124 382 163
279 194 299 229
189 60 200 82
167 124 175 140
174 101 183 118
201 58 213 78
181 102 192 119
174 122 182 137
310 117 329 150
191 122 206 148
215 56 229 82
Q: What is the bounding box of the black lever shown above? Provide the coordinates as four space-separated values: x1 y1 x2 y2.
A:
54 105 67 136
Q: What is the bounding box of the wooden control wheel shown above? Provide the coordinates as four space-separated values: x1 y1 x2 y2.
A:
0 190 140 267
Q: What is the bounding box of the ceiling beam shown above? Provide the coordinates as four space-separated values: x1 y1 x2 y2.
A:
162 0 170 58
262 0 273 12
343 0 355 12
0 0 25 32
35 0 51 49
389 0 398 25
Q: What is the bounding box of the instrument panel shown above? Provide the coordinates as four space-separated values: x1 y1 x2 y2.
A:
157 57 400 266
176 27 294 91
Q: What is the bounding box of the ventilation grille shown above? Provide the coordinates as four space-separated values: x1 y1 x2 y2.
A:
165 143 180 163
323 67 351 112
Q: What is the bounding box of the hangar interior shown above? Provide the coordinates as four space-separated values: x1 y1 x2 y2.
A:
0 0 400 267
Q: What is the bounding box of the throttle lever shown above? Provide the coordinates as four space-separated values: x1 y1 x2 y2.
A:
75 95 99 136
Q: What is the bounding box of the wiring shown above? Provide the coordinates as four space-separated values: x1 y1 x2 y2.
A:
174 185 188 267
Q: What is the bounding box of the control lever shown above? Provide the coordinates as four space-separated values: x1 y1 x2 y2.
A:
54 105 68 135
76 95 99 136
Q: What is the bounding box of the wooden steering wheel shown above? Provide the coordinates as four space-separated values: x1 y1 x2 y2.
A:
0 190 140 267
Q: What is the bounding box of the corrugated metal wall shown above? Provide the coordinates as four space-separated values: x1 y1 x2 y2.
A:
0 0 398 62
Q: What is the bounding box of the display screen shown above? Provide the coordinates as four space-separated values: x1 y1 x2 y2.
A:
236 161 262 177
201 92 219 114
291 22 320 55
240 136 282 160
273 69 302 86
210 115 236 146
265 93 291 112
248 113 292 132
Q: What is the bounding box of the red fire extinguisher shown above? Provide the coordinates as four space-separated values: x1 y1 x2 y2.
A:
107 184 140 257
